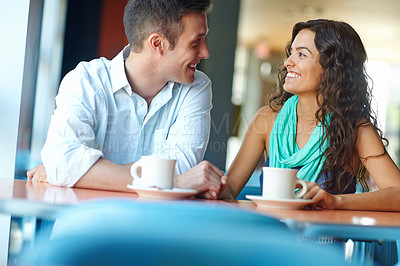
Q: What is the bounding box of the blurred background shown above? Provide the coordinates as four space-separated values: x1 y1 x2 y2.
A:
1 0 399 182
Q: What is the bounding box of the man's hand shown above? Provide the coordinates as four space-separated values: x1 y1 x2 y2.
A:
27 163 48 183
174 161 225 200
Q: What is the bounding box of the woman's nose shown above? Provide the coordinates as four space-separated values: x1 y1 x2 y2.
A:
284 56 294 68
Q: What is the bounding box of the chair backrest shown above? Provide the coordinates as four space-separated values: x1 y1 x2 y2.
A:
23 198 349 266
50 198 287 239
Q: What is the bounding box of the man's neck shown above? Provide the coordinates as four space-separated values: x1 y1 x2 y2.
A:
124 51 167 106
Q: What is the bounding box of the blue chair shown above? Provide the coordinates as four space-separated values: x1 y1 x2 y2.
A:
236 169 262 200
237 185 261 200
302 223 399 265
22 198 351 266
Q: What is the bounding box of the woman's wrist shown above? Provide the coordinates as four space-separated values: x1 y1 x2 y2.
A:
333 195 344 209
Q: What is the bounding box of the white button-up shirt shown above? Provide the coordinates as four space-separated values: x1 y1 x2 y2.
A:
41 46 212 187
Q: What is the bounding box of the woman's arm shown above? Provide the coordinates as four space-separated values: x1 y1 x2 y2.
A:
221 106 277 199
305 182 400 211
305 123 400 211
356 124 400 190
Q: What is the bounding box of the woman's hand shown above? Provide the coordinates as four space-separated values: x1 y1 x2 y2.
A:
303 181 342 209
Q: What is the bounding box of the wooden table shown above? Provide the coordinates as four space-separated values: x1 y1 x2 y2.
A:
1 178 400 240
225 199 400 242
2 178 399 265
227 199 400 227
0 178 138 219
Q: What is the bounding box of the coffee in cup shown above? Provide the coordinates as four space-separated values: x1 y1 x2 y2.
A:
262 167 307 200
130 156 176 189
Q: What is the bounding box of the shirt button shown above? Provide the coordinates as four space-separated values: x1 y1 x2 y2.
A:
139 101 143 106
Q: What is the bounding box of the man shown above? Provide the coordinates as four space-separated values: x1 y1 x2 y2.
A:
28 0 225 199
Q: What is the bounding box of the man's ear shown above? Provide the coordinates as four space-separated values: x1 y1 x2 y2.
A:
147 33 168 55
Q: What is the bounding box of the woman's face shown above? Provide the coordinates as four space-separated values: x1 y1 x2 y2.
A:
283 29 323 96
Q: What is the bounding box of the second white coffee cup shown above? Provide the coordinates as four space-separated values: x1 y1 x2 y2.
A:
130 156 176 189
262 167 307 200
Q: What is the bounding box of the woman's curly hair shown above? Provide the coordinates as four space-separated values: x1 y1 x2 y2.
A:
269 19 387 193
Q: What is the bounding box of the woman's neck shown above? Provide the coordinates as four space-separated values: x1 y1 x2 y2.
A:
295 95 320 149
296 95 320 125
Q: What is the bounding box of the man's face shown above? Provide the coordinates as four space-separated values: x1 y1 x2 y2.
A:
162 13 210 84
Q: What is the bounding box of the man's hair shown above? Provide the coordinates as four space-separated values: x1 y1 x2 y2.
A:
123 0 212 52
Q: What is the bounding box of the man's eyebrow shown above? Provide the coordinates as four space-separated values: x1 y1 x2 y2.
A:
197 27 209 38
192 32 207 42
197 31 208 38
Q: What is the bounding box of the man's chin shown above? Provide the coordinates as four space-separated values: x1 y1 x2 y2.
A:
177 76 195 85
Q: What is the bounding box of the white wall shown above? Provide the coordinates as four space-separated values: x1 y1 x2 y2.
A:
0 1 30 178
30 0 67 168
0 0 30 263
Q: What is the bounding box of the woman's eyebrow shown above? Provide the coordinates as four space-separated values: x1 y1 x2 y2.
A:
295 46 313 54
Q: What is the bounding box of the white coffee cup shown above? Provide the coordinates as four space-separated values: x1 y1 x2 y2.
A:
130 156 176 189
262 167 307 200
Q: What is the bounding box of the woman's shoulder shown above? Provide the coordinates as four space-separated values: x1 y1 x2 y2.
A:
355 118 380 138
255 105 280 120
355 118 387 158
248 105 280 134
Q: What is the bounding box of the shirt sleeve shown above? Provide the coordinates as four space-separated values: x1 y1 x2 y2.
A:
155 71 212 174
41 65 104 187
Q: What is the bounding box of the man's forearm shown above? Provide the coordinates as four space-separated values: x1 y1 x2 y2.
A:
74 158 133 192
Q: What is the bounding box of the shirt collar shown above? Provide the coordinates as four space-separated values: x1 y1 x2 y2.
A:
110 45 132 95
145 81 175 121
155 81 174 103
110 45 177 99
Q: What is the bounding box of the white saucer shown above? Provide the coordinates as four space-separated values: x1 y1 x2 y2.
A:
246 195 314 209
127 185 197 200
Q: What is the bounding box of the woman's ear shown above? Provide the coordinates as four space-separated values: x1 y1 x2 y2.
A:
147 33 167 55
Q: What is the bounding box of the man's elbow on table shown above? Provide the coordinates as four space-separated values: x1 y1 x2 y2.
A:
41 143 104 187
41 163 82 188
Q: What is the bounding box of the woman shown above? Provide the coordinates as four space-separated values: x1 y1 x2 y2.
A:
222 19 400 211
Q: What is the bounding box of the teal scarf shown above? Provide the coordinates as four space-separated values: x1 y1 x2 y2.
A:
268 95 328 182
